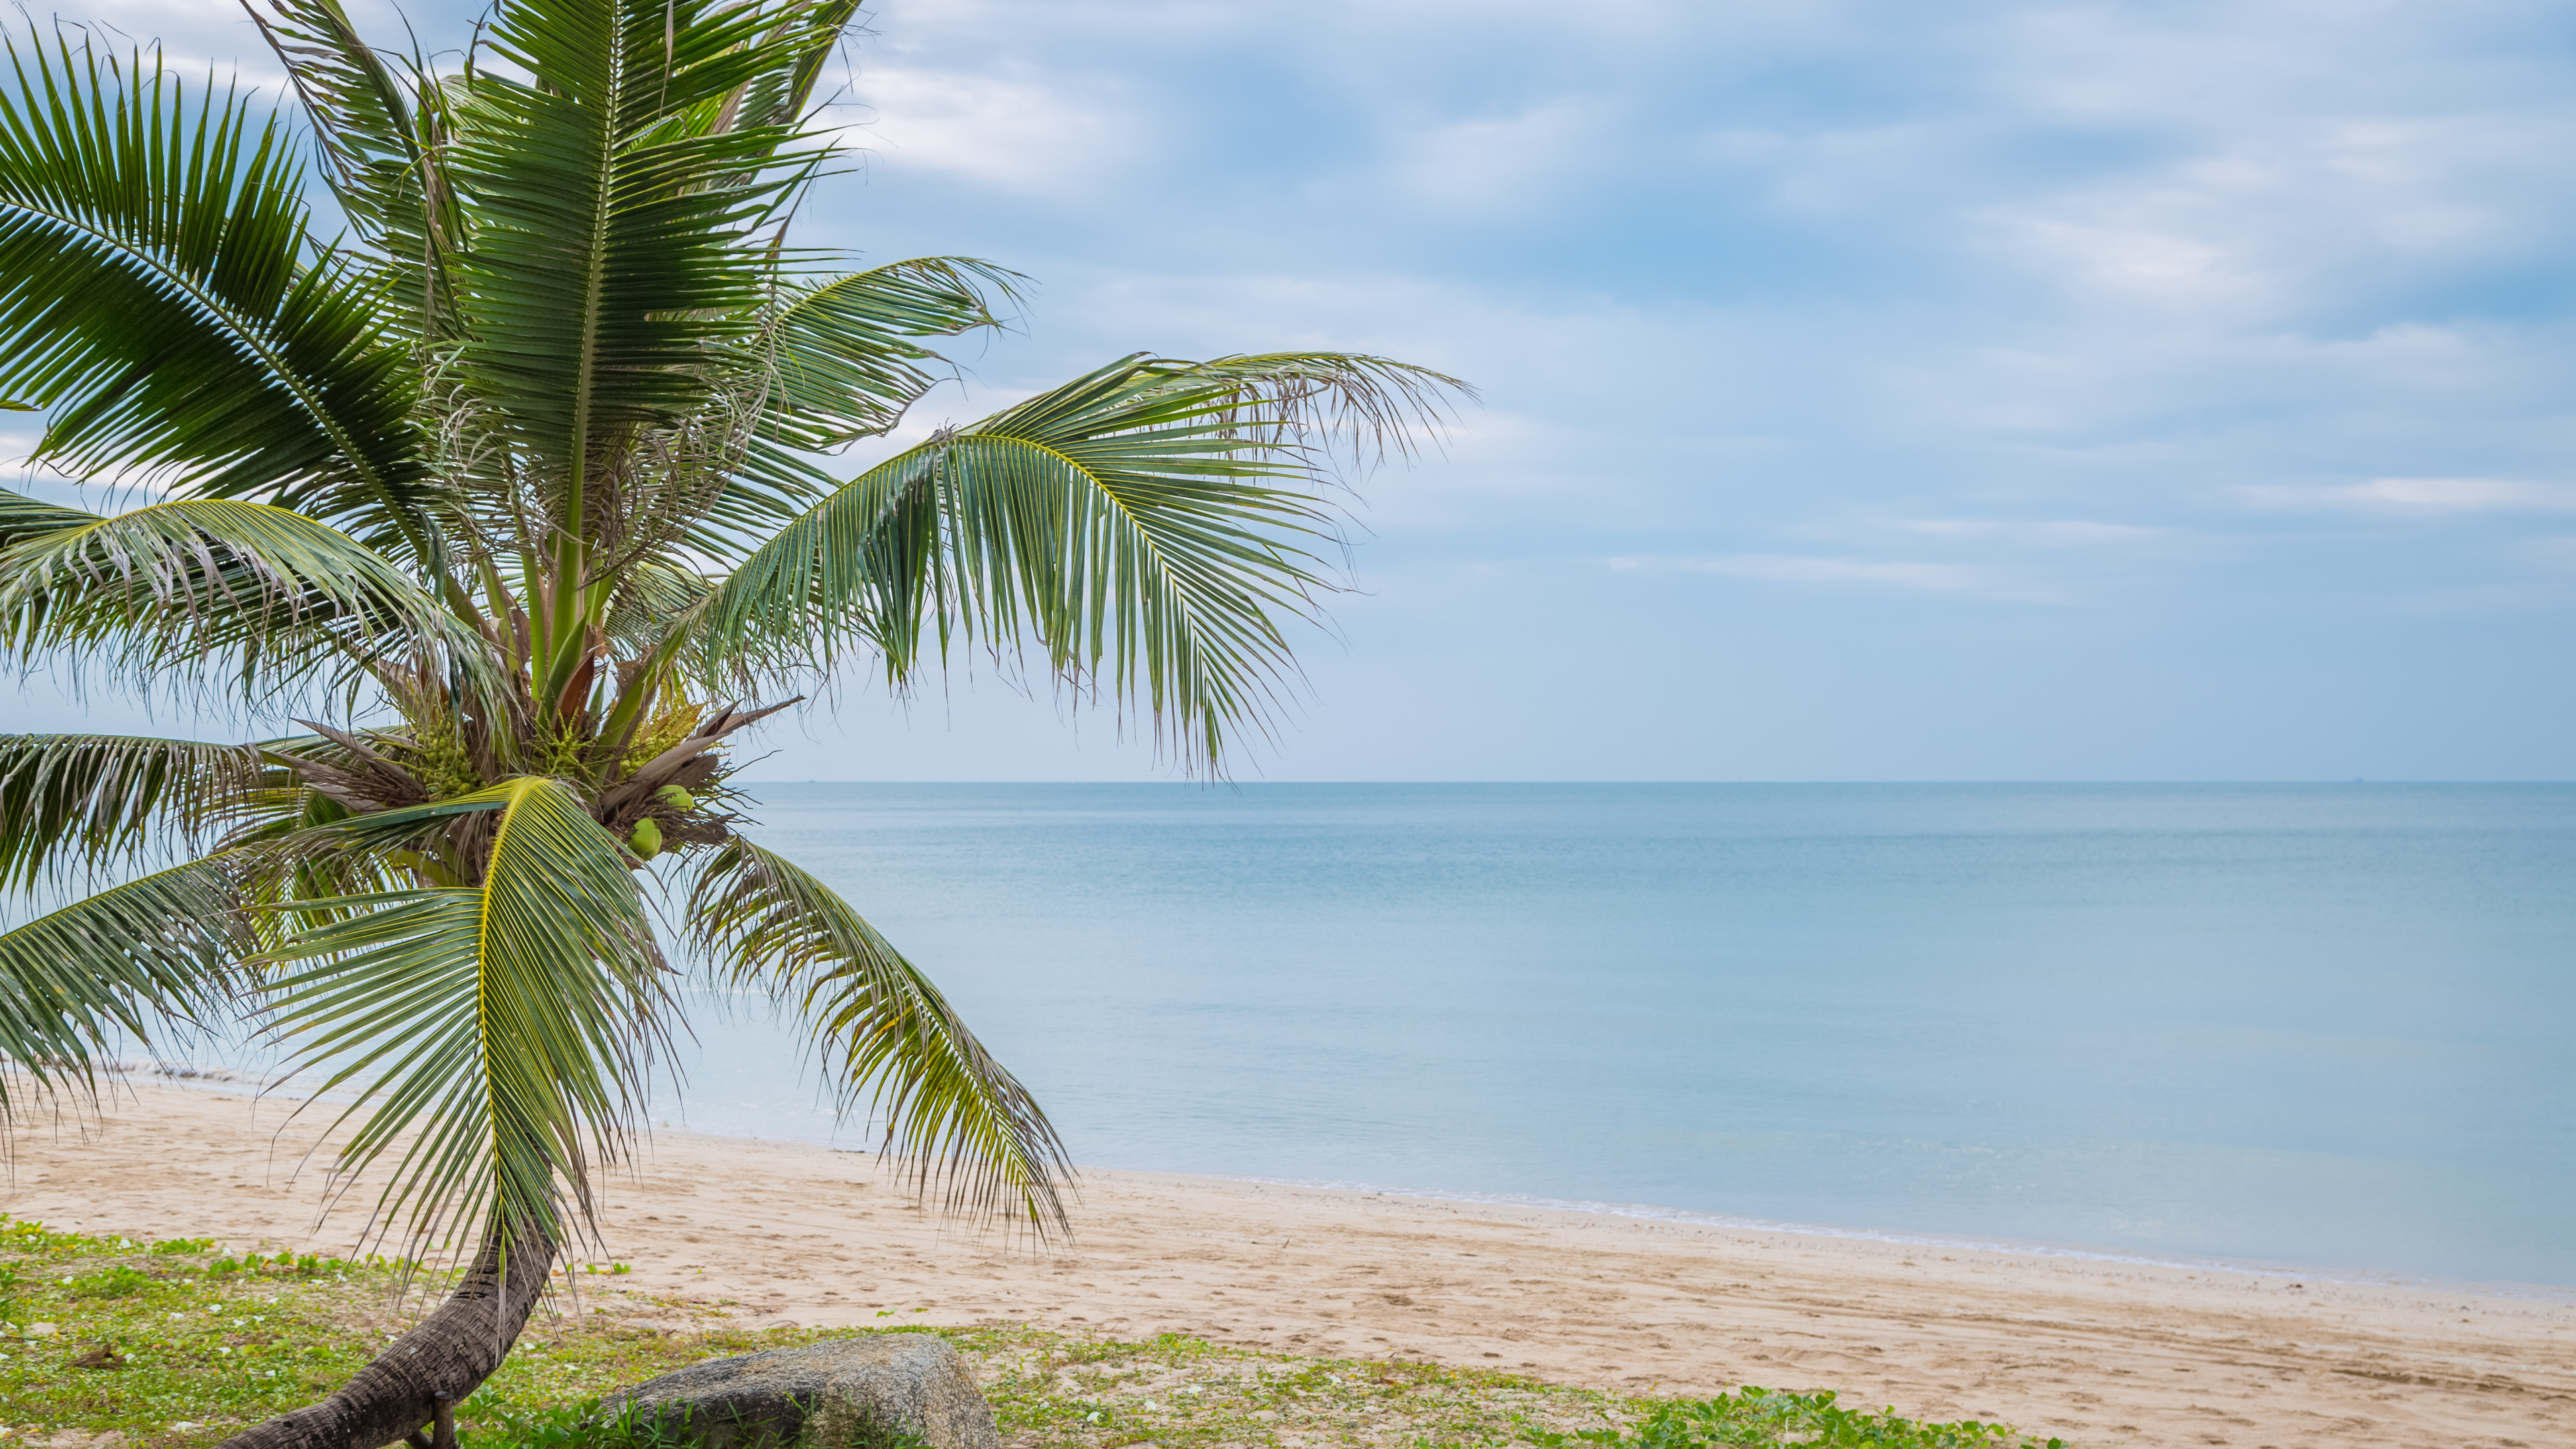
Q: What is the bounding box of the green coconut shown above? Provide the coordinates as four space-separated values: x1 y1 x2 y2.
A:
629 818 663 859
656 785 696 812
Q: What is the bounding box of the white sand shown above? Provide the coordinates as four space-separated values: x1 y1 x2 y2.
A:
7 1082 2571 1448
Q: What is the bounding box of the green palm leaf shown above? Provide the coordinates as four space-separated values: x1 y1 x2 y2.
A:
0 27 428 550
0 855 250 1114
259 777 669 1258
0 733 264 891
685 838 1068 1229
696 0 867 136
449 0 823 510
246 0 461 347
0 494 495 706
0 486 95 549
698 352 1462 769
669 257 1026 559
757 257 1025 453
604 558 714 659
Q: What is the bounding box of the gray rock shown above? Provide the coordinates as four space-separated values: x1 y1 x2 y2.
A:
598 1335 1000 1449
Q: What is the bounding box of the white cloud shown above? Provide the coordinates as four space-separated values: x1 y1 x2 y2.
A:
1978 111 2550 324
2241 478 2576 514
1610 553 1988 593
1383 97 1617 217
1964 5 2576 330
1992 211 2256 311
829 66 1142 195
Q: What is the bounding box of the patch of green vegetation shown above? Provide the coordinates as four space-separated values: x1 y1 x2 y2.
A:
205 1253 366 1281
74 1267 160 1301
966 1330 1626 1449
455 1400 698 1449
1 1215 2078 1449
1520 1391 2064 1449
0 1214 427 1441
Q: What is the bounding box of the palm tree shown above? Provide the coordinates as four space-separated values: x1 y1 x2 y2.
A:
0 1 1460 1445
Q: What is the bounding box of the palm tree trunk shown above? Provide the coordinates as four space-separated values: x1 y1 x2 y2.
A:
216 1222 555 1449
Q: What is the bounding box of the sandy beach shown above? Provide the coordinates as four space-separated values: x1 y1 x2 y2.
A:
5 1081 2569 1449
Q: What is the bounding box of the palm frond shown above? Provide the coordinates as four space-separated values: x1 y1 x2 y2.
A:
245 0 460 346
667 256 1024 560
696 352 1464 771
0 733 264 892
208 775 511 931
0 26 429 551
0 496 497 708
669 434 840 564
257 776 669 1260
0 485 97 549
248 0 416 204
276 777 509 852
1173 351 1476 468
448 0 828 521
603 558 713 659
211 747 389 908
684 837 1067 1232
0 855 250 1116
712 0 867 133
757 257 1024 453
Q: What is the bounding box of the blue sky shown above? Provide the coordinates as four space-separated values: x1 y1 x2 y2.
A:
13 0 2576 780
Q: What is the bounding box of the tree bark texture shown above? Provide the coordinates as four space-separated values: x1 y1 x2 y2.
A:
215 1222 554 1449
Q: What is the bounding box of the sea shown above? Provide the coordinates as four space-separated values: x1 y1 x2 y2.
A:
638 783 2576 1291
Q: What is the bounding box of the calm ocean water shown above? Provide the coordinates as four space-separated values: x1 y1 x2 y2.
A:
659 784 2575 1287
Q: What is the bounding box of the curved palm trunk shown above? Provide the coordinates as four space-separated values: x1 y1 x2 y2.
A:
217 1222 555 1449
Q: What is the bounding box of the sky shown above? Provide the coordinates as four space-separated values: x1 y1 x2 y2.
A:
11 0 2576 781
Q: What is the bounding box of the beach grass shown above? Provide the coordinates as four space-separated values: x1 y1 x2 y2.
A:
0 1216 2064 1449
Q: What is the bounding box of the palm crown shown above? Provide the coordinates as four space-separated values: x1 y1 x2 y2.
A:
0 1 1458 1443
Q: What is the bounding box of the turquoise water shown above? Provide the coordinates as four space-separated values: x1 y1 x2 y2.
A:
663 784 2576 1287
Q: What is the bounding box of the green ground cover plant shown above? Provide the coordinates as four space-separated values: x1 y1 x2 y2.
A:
0 1217 2070 1449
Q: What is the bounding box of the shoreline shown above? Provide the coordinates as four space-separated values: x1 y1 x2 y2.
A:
9 1081 2575 1448
1209 1175 2576 1301
92 1061 2575 1303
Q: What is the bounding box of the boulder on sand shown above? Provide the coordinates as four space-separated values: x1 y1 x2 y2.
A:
597 1334 999 1449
